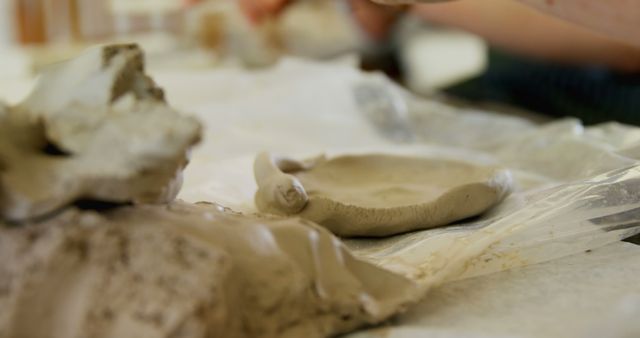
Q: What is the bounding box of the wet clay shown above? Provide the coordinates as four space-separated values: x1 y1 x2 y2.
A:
0 44 201 222
0 202 419 338
255 153 512 237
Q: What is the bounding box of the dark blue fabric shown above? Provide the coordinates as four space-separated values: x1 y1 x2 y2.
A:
446 49 640 125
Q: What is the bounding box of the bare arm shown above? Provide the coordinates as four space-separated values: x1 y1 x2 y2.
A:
518 0 640 47
376 0 640 47
413 0 640 71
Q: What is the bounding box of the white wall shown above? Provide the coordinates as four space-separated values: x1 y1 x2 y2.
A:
0 0 16 48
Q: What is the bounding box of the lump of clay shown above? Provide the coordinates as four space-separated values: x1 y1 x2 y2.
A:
0 44 201 222
0 202 419 338
255 152 512 237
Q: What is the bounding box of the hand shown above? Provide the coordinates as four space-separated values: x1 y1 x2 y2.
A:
238 0 290 23
350 0 407 40
239 0 406 41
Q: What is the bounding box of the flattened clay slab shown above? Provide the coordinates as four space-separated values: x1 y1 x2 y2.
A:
254 153 512 237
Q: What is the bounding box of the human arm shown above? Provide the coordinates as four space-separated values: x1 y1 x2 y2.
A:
516 0 640 48
373 0 640 47
412 0 640 71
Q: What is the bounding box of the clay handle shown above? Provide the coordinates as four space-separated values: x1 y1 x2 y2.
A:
254 152 309 214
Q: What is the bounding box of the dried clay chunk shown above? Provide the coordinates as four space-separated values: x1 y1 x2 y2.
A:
254 152 512 237
0 202 419 338
0 44 201 222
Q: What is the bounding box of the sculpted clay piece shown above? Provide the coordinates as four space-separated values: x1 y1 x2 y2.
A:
0 44 201 222
0 202 419 338
255 153 512 237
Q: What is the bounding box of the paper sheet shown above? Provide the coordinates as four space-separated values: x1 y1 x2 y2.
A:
348 242 640 338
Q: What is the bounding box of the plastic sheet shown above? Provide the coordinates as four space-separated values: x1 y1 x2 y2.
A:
344 81 640 285
347 163 640 284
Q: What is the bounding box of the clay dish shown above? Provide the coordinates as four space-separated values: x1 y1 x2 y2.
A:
254 152 512 237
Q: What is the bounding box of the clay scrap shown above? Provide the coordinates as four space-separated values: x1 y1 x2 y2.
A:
0 44 201 222
0 202 419 338
255 152 512 237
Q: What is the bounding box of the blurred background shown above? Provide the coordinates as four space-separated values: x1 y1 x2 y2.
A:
0 0 638 123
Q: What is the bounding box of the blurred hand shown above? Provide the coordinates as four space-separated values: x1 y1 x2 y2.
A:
239 0 290 23
239 0 405 40
350 0 406 40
